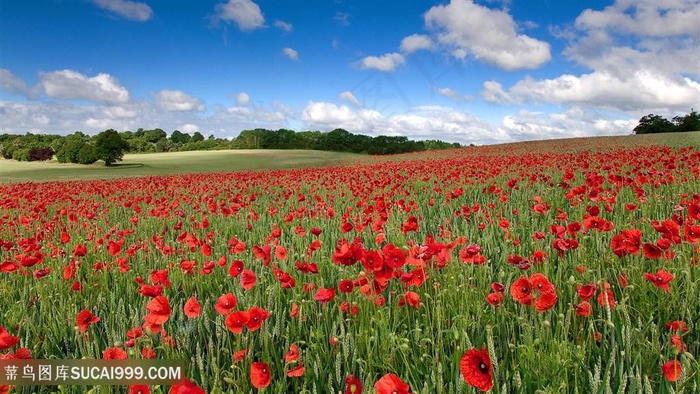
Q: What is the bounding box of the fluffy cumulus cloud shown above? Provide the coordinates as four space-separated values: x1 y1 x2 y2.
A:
484 0 700 115
339 91 361 107
282 47 299 61
575 0 700 37
0 69 37 98
154 90 204 112
358 53 405 72
92 0 153 21
235 92 250 106
40 70 130 103
499 107 637 141
274 20 293 33
214 0 265 31
301 101 507 145
399 34 434 54
423 0 551 70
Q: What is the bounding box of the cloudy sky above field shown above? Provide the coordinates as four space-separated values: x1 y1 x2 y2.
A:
1 0 699 145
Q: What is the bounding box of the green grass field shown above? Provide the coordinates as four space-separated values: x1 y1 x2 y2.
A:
0 149 365 183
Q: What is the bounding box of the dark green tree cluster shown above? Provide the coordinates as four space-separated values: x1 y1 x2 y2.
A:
231 128 460 154
1 127 461 165
54 130 128 165
634 110 700 134
0 133 63 162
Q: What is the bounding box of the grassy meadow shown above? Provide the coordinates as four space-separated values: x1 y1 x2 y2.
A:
0 149 365 183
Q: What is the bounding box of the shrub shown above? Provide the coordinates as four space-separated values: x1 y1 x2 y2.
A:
76 144 99 164
28 147 55 161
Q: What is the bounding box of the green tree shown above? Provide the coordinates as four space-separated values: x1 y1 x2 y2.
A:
94 129 129 166
76 144 99 164
672 110 700 132
633 114 675 134
56 132 90 163
170 130 191 144
191 132 205 142
143 128 167 143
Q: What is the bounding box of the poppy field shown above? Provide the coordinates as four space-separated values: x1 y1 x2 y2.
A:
1 134 699 393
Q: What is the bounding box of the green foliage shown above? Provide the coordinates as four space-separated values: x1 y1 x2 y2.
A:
94 129 129 166
1 126 461 166
673 110 700 132
634 110 699 134
191 131 205 142
76 144 99 164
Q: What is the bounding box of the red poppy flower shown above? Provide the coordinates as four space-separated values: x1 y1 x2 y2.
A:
597 288 616 309
144 296 171 325
184 296 201 318
169 377 205 394
643 269 674 293
535 291 558 312
250 362 272 389
290 303 299 318
128 385 150 394
530 273 556 295
60 231 70 244
510 276 532 305
285 344 300 362
398 291 421 309
0 326 19 350
229 260 244 278
246 306 270 331
576 283 597 301
338 279 354 293
313 287 336 304
661 360 682 382
141 347 156 359
460 347 493 392
573 301 591 317
214 293 237 315
486 292 504 307
286 364 305 377
275 245 288 261
233 348 248 363
102 347 127 360
374 373 411 394
225 311 250 334
345 374 363 394
76 309 101 333
241 270 257 291
666 320 689 333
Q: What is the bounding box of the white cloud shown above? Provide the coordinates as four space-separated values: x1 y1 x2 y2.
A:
435 87 472 102
499 107 637 141
400 34 434 53
154 90 204 112
40 70 130 103
282 47 299 61
0 69 37 98
484 0 700 116
358 53 405 72
214 0 265 31
274 20 293 33
180 123 200 134
339 91 361 107
300 101 507 145
92 0 152 21
423 0 551 70
575 0 700 37
236 92 250 106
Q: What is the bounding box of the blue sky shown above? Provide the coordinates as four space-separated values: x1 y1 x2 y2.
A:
1 0 699 145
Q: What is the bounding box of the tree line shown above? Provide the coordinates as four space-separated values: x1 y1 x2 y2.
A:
633 110 699 134
0 127 461 166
